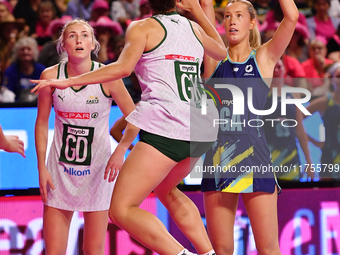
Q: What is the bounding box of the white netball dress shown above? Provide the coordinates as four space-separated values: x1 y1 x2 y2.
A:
126 12 219 142
46 61 114 211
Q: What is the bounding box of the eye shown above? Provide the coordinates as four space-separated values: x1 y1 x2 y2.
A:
237 14 242 17
225 14 230 19
83 34 88 38
69 34 75 38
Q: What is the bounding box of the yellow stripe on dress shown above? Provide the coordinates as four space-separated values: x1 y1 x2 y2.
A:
221 171 254 193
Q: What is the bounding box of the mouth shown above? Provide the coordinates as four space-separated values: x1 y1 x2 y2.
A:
75 47 84 51
229 28 238 33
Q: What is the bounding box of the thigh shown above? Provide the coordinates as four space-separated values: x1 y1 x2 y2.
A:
241 188 280 252
110 141 179 209
82 211 109 254
203 191 239 254
43 205 74 255
154 157 200 197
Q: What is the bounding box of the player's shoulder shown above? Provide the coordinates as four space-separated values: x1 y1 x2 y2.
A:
40 63 60 79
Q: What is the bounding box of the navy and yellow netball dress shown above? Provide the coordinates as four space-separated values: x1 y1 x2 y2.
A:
263 90 301 180
320 93 340 178
201 50 279 194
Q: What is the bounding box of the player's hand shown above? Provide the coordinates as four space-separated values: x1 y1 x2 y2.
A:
39 167 55 203
30 78 71 94
104 149 125 182
2 135 25 158
176 0 200 12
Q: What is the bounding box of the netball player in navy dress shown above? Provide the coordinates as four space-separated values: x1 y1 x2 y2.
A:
32 0 228 254
199 0 299 254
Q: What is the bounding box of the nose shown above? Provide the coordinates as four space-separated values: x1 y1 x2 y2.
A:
76 35 82 44
229 15 235 25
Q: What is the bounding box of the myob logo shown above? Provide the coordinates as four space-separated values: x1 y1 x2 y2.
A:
67 127 89 136
179 64 197 73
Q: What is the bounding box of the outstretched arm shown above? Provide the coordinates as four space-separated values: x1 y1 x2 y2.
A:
0 126 25 157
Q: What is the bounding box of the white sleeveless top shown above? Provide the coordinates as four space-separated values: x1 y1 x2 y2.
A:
126 12 218 142
46 61 114 211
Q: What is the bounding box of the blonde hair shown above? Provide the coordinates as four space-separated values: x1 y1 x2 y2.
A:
56 18 100 57
226 0 261 50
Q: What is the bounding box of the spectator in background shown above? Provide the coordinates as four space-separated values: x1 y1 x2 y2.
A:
3 37 45 102
295 0 313 18
212 0 228 25
329 0 340 18
37 15 72 67
136 0 150 20
262 1 308 43
263 58 313 180
8 0 17 10
35 0 56 49
13 0 40 35
302 36 334 92
0 19 26 76
51 0 67 17
306 0 340 43
89 15 123 64
90 0 109 22
286 21 310 63
252 0 272 24
305 61 340 180
64 0 95 20
110 0 140 31
326 23 340 62
283 53 309 89
0 0 14 22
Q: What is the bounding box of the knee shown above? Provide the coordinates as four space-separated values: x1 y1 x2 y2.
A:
108 207 121 226
82 241 105 255
153 186 177 203
256 243 281 255
214 246 234 255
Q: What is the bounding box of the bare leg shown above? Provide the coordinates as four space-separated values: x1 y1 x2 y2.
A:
43 205 74 255
109 142 186 255
242 187 281 255
82 210 109 255
203 191 239 255
154 157 213 254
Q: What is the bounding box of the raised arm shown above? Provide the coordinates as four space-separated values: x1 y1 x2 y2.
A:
198 0 222 77
31 20 147 94
178 0 227 62
257 0 299 76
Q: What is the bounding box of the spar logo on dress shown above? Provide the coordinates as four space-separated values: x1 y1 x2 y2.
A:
57 110 90 119
165 54 196 62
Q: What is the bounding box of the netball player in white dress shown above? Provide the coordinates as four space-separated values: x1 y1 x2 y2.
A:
34 19 135 255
